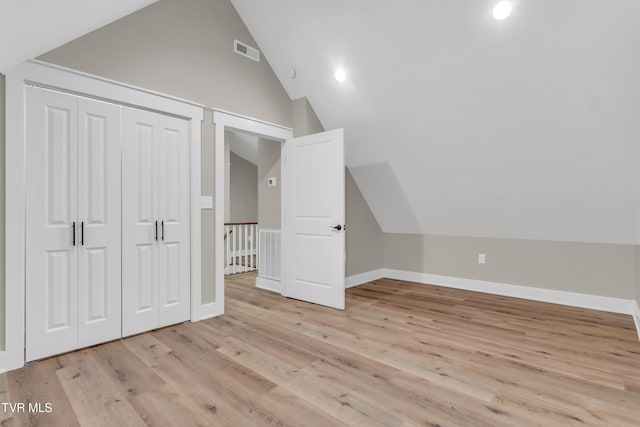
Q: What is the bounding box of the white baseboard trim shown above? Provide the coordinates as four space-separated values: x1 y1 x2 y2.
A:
633 302 640 342
256 276 282 294
199 302 224 320
345 269 386 288
0 351 24 374
378 268 636 316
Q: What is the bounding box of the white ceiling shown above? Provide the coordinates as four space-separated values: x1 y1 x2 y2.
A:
231 0 640 244
0 0 157 72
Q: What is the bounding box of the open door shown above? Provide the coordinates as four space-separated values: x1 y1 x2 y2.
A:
283 129 345 309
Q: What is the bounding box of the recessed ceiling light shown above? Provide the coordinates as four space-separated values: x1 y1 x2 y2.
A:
334 68 346 82
493 1 512 20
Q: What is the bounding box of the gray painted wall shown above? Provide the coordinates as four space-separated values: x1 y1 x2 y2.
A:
229 151 258 222
39 0 292 126
0 74 5 350
384 234 637 300
257 139 281 230
636 248 640 307
346 169 383 276
292 97 322 138
201 110 215 304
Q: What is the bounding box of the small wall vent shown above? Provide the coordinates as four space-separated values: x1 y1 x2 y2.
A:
234 39 260 62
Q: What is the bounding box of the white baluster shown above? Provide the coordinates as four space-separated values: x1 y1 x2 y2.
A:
255 225 258 271
240 224 245 273
240 224 244 273
242 224 246 273
251 224 255 270
230 224 234 274
225 226 230 275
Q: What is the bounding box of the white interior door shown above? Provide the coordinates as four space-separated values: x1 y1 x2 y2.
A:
77 98 122 347
284 129 345 309
26 87 79 361
122 107 159 336
157 115 191 327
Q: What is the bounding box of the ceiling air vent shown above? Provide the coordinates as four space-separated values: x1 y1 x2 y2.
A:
234 39 260 62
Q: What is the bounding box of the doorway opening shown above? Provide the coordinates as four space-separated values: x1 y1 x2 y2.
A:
212 110 346 315
224 130 259 277
212 111 292 315
223 129 282 293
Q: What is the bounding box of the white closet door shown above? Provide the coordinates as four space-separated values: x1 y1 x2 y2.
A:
157 115 191 327
122 108 159 336
26 87 79 362
77 98 122 347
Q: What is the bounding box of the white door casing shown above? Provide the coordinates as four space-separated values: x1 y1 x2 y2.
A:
26 87 79 361
283 129 345 310
77 98 122 348
211 110 294 319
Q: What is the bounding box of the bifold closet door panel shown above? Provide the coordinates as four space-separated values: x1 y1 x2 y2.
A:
122 108 160 337
157 115 191 327
25 87 79 362
77 98 122 347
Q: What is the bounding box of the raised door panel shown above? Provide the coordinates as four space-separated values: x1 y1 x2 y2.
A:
122 108 159 337
77 98 122 347
25 87 79 362
157 115 191 327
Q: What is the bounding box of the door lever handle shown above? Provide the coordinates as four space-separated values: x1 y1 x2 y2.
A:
331 225 343 231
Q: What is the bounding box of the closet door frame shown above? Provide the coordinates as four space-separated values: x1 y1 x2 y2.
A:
4 60 204 372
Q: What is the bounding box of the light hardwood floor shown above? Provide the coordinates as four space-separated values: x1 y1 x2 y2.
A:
2 272 640 426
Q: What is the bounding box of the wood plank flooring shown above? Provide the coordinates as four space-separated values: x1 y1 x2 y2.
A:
2 272 640 426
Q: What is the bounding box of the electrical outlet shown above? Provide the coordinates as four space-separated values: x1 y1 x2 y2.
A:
478 253 486 264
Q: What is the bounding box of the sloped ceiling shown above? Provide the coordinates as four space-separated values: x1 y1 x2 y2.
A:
0 0 157 72
231 0 640 244
229 131 259 166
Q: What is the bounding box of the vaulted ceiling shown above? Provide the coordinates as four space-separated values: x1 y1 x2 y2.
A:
0 0 157 72
2 1 640 244
231 0 640 244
